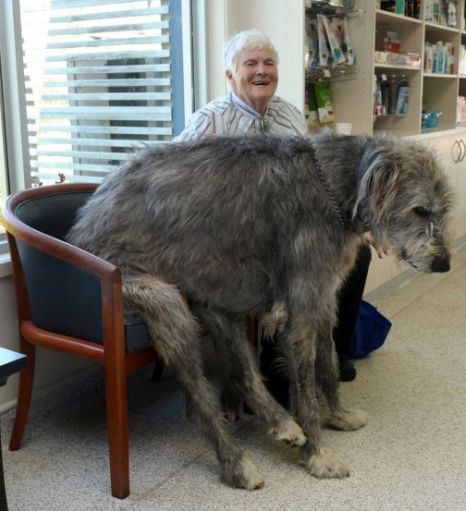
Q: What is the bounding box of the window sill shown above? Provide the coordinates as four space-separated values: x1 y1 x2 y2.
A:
0 253 12 278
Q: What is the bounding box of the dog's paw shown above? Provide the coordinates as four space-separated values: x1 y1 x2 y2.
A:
306 447 350 479
220 455 265 491
326 408 368 431
269 418 307 447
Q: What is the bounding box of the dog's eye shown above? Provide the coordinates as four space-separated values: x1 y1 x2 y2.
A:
413 206 431 218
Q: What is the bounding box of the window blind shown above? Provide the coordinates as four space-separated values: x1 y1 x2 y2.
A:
20 0 181 185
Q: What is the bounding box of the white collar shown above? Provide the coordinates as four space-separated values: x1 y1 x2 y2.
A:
230 91 272 120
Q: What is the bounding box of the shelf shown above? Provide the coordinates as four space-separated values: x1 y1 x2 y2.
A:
304 0 466 138
305 65 357 83
374 63 420 72
305 1 357 17
375 9 421 26
425 22 460 35
374 114 409 119
423 73 458 79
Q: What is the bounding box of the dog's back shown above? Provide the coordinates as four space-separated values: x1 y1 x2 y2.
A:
68 135 351 312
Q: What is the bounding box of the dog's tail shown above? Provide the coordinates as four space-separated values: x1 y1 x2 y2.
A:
122 274 202 364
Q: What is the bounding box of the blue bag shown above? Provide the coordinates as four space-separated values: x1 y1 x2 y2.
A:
350 300 392 358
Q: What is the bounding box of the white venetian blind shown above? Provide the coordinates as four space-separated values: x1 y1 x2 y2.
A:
20 0 181 185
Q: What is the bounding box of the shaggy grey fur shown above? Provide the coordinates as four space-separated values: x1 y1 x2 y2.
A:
67 131 454 489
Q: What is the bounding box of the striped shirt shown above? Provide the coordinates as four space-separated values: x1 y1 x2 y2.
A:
174 92 307 141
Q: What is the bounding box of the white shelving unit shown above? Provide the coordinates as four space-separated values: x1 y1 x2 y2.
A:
305 0 466 137
304 1 466 292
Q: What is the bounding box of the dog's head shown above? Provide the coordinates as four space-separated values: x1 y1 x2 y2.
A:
353 136 454 273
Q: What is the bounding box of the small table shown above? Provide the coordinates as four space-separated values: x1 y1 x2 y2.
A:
0 347 27 511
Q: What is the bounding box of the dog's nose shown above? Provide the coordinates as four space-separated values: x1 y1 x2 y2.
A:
430 256 450 273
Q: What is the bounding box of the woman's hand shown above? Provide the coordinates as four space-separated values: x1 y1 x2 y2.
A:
363 231 387 259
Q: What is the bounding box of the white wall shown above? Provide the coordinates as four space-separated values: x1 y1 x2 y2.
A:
226 0 305 110
0 268 90 411
204 0 305 109
0 269 20 409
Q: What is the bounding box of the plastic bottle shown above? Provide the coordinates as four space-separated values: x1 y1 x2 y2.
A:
425 0 433 22
448 1 457 27
405 0 415 17
380 77 391 115
433 0 440 24
381 1 396 13
395 0 405 15
389 75 398 115
432 43 438 73
425 44 433 72
395 76 410 115
436 41 444 73
373 75 384 119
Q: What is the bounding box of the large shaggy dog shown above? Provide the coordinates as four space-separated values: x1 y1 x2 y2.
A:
67 131 453 489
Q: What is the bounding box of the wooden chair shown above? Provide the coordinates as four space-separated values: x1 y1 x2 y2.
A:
1 183 158 499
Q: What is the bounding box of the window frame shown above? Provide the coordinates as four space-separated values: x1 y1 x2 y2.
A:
0 0 30 255
0 65 8 200
0 66 8 255
0 0 30 196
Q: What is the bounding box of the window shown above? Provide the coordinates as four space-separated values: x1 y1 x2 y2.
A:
20 0 191 186
1 0 196 255
0 0 193 193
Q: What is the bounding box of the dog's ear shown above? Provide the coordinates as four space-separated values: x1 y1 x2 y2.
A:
353 143 401 227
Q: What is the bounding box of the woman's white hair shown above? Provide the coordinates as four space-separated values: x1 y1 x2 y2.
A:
223 29 279 72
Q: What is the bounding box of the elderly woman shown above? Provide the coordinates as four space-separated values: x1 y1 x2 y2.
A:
175 29 371 403
175 29 306 138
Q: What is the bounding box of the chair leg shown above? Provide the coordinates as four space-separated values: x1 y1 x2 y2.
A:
104 356 129 499
9 339 36 451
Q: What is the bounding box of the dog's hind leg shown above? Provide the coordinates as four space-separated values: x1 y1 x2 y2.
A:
122 275 264 490
314 328 368 432
194 307 307 448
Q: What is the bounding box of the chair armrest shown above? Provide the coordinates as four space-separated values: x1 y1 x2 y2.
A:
2 187 124 345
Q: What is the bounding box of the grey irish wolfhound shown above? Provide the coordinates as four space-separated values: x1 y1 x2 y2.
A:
67 131 453 490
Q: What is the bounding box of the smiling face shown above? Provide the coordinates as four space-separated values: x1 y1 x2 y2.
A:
226 47 278 115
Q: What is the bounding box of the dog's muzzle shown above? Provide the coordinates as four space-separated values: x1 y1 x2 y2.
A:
430 255 450 273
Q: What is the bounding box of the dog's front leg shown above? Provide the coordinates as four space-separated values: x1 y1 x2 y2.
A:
315 328 368 432
287 316 350 479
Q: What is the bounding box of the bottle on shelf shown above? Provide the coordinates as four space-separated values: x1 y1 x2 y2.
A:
374 74 410 119
405 0 415 17
395 0 405 15
380 1 396 13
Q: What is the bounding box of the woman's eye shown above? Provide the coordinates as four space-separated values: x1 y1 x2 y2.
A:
413 207 430 217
